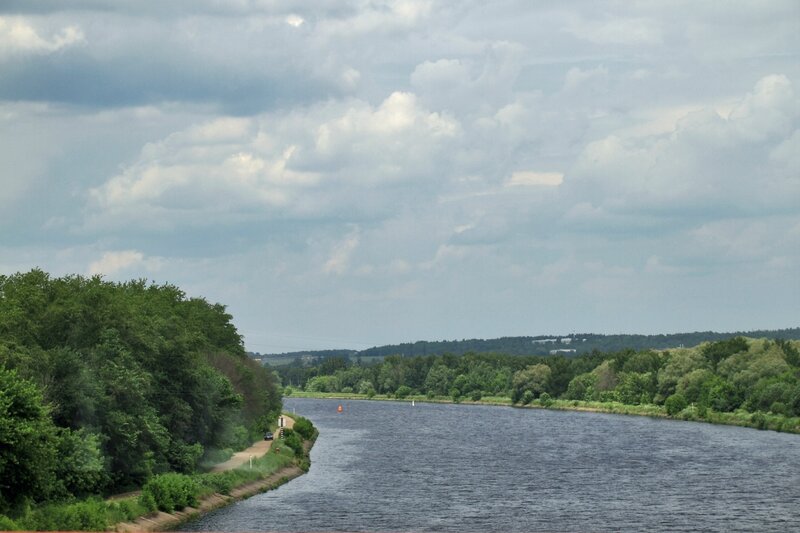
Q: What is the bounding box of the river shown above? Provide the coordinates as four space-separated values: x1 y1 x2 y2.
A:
180 398 800 532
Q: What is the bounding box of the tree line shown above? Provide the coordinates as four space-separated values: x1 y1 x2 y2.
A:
263 327 800 361
0 270 281 514
278 336 800 422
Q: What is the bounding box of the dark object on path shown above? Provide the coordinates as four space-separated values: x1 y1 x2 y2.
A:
264 431 274 440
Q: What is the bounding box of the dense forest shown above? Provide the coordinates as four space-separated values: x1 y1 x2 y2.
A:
258 328 800 363
278 336 800 431
0 270 281 515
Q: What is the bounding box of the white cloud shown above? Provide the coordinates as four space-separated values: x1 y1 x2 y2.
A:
0 17 84 56
87 92 460 229
323 227 360 275
88 250 161 276
569 75 799 214
285 14 304 28
507 171 563 187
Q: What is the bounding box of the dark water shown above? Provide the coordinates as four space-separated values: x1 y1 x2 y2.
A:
181 398 800 532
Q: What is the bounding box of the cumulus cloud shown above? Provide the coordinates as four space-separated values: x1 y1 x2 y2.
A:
0 16 84 56
568 75 799 216
88 250 160 276
87 92 460 229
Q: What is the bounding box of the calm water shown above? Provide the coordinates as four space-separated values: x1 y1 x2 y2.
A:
181 398 800 532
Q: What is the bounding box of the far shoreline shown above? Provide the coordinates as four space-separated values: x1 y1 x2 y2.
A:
286 391 800 434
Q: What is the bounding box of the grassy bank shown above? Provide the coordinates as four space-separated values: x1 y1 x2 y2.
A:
0 417 318 532
288 391 800 434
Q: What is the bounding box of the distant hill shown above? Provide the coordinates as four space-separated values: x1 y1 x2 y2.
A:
251 327 800 365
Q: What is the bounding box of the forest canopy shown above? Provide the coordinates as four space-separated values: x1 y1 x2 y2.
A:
0 269 281 512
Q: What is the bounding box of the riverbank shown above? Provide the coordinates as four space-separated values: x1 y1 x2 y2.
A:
288 391 800 434
111 414 315 532
115 465 305 532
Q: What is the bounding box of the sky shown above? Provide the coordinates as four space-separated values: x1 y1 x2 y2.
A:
1 1 798 353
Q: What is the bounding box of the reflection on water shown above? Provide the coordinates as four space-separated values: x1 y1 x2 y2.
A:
180 398 800 532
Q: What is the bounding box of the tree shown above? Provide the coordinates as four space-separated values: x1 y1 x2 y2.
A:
565 372 597 401
512 364 552 402
0 367 59 512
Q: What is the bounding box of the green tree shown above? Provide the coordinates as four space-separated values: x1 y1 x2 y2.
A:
512 364 552 403
0 367 59 512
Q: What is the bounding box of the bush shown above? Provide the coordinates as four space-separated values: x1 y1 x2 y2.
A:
521 390 534 405
282 429 304 458
450 388 462 403
292 416 316 440
138 491 157 513
751 411 768 430
395 385 413 399
0 514 19 530
283 386 294 396
770 401 789 416
141 473 200 513
665 393 688 416
539 392 553 407
22 498 109 531
470 390 483 402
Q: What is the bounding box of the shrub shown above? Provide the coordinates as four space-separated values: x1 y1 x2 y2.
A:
450 388 461 403
141 473 200 513
282 429 304 458
292 416 315 440
395 385 412 399
539 392 553 407
0 514 19 530
751 411 768 430
283 386 294 396
470 390 483 402
22 498 109 531
770 401 789 416
665 393 688 416
138 491 157 513
521 390 534 405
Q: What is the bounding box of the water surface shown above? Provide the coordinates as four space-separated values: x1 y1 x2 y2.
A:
181 398 800 532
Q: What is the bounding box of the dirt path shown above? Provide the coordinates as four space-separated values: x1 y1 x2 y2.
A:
111 415 298 531
210 415 294 472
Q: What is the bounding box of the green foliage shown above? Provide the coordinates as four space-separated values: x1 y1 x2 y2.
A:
665 393 688 416
279 333 800 433
538 392 553 407
702 336 749 369
395 385 413 399
0 366 59 512
521 390 534 405
0 269 282 499
291 416 316 440
282 428 304 458
565 372 598 401
0 514 19 530
138 491 157 513
54 428 107 497
512 363 551 403
19 498 109 532
141 473 200 512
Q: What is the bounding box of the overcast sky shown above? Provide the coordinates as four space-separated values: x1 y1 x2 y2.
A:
1 1 798 353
